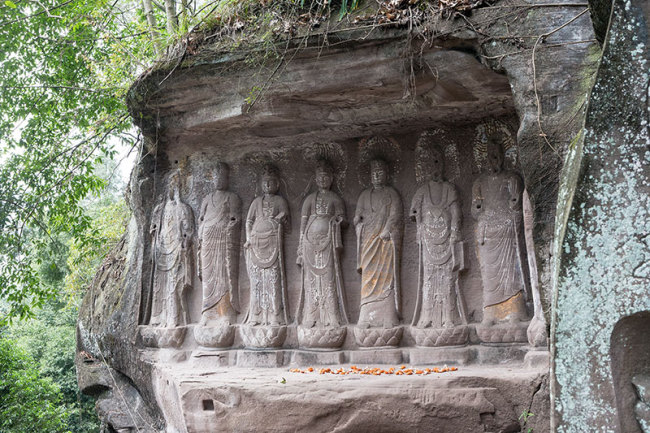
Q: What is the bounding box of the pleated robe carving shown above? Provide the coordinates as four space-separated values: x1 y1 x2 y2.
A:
149 199 194 328
296 191 348 328
198 190 241 318
410 181 461 328
354 186 402 327
245 195 290 326
472 170 526 308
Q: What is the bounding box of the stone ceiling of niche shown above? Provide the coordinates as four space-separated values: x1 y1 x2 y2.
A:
142 42 515 149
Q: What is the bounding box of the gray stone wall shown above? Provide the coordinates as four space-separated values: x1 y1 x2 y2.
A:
550 0 650 430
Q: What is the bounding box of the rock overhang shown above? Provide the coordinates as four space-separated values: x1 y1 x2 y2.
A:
128 29 515 150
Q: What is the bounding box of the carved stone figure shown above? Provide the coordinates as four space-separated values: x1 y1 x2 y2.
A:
410 147 468 347
296 160 348 348
241 164 289 348
193 163 241 348
143 170 194 348
472 139 529 343
353 159 403 347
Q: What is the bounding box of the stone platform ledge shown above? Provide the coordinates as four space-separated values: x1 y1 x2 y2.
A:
150 364 548 433
146 343 542 368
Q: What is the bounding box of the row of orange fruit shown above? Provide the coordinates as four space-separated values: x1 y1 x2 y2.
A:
289 364 458 376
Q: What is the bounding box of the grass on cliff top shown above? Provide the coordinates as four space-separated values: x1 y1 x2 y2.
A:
165 0 487 67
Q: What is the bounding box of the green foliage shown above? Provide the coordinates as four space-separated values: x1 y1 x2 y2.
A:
0 0 153 323
64 199 129 304
9 299 100 433
338 0 360 19
0 337 70 433
519 409 534 432
7 185 127 432
0 0 386 328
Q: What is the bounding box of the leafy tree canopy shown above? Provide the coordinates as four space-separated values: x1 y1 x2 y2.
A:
0 337 71 433
0 0 154 323
5 165 127 432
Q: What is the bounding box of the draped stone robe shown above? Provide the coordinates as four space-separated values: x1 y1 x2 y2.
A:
245 194 290 326
296 190 348 328
472 170 525 308
149 198 194 328
354 185 402 326
198 190 241 317
410 180 461 328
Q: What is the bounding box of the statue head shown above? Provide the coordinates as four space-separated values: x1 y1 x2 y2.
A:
486 140 504 173
214 162 230 191
370 159 388 188
430 147 445 181
314 160 334 191
260 164 280 195
167 170 181 199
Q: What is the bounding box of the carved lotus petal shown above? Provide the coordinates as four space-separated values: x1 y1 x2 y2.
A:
410 326 469 347
139 326 187 349
193 324 236 348
240 325 287 349
354 326 403 348
297 326 347 349
476 321 529 344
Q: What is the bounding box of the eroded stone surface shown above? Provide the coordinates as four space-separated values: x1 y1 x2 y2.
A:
550 0 650 430
150 363 548 433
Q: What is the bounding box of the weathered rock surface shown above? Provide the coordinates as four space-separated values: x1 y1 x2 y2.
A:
157 364 547 433
550 0 650 430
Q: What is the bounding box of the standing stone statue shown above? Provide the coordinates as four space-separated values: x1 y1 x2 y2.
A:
410 147 468 347
472 140 529 343
241 164 289 348
143 170 194 348
296 160 348 349
353 159 403 347
193 162 241 348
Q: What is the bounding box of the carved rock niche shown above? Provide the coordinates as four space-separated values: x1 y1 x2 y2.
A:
75 26 582 432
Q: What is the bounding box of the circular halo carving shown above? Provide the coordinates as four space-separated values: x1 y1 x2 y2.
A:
302 142 348 193
357 136 401 187
473 119 517 172
415 130 460 183
240 150 290 197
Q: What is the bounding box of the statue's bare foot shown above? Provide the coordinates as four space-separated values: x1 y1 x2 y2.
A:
358 320 371 329
418 319 432 329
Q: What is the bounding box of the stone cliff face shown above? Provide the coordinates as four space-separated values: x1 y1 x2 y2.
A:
75 1 617 431
551 0 650 430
